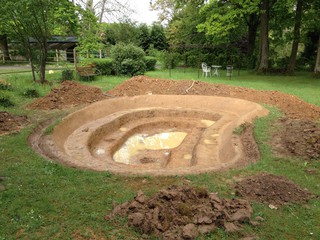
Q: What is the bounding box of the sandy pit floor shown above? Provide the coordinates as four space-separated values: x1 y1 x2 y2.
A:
38 94 268 175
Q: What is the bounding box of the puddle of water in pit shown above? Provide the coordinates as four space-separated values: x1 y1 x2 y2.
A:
113 132 187 164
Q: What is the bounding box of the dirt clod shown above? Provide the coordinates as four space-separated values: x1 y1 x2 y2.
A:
0 111 28 136
235 173 316 207
106 185 254 239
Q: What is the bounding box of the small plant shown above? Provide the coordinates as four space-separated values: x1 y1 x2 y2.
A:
0 80 13 90
0 93 15 107
61 69 74 81
43 118 62 135
22 88 40 98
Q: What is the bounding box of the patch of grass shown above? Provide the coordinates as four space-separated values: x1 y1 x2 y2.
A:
43 118 62 135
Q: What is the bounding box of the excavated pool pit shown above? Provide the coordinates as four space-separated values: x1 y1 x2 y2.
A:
46 95 268 175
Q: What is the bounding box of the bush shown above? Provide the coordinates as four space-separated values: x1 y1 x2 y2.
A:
91 59 115 75
144 57 157 71
110 43 146 76
22 88 40 98
0 92 14 107
158 51 182 69
61 69 74 81
0 80 13 91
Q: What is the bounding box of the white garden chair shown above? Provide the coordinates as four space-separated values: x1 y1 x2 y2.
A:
201 62 211 77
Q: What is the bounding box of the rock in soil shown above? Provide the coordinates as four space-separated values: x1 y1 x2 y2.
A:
105 185 255 239
235 173 316 207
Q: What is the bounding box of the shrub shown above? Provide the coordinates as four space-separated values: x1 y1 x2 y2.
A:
22 88 40 98
110 43 146 76
91 59 115 75
144 57 157 71
0 92 14 107
158 51 182 69
61 69 74 81
121 59 146 76
0 80 13 91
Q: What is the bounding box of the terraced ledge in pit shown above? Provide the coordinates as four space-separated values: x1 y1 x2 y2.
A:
38 95 269 176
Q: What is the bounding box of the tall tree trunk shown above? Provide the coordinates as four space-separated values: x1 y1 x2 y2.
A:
247 13 259 68
99 0 107 23
39 42 48 84
314 35 320 75
287 0 303 74
0 34 11 61
257 0 269 74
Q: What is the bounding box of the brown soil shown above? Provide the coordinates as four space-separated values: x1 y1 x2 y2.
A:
43 95 268 175
272 118 320 160
0 111 28 136
235 173 316 207
28 76 320 120
27 80 105 110
105 185 259 239
26 76 320 174
108 76 320 120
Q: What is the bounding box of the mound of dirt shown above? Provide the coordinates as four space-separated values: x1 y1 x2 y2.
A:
105 185 258 239
0 111 28 136
28 81 106 110
108 76 320 120
235 173 316 207
272 118 320 160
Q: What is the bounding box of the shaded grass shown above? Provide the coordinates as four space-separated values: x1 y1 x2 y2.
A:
0 68 320 239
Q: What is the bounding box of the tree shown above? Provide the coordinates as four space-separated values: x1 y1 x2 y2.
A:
150 23 168 51
315 36 320 74
198 0 260 57
257 0 270 73
137 24 151 52
286 0 304 73
0 34 11 61
0 0 78 83
150 0 177 24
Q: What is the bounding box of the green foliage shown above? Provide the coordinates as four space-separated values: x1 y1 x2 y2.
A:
158 50 182 69
0 92 14 107
91 59 115 75
110 43 146 76
144 57 157 71
0 80 12 91
150 23 168 51
61 69 74 81
21 89 40 98
0 0 78 83
137 24 151 51
77 7 101 54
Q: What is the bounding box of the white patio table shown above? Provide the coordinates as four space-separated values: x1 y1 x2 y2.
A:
211 65 222 76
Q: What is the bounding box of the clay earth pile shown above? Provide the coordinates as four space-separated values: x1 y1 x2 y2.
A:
105 185 258 239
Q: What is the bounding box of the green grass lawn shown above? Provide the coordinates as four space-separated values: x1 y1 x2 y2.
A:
0 68 319 239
